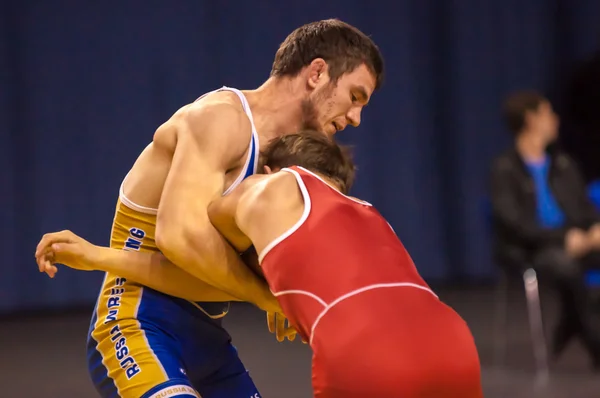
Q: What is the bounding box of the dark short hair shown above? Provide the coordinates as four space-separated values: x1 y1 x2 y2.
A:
270 19 384 90
260 130 356 194
502 90 547 135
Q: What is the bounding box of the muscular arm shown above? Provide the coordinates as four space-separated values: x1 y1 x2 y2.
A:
154 100 278 312
208 172 304 264
91 247 241 302
35 230 240 302
207 174 268 252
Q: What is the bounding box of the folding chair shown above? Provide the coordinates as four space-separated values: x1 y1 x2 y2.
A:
492 266 549 385
488 180 600 385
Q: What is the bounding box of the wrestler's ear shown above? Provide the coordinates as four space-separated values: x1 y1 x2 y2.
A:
264 165 273 174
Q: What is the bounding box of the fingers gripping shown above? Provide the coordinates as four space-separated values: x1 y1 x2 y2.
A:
267 312 298 342
34 230 77 278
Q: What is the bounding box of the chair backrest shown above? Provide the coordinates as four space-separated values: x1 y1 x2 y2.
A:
587 181 600 287
585 270 600 287
588 180 600 212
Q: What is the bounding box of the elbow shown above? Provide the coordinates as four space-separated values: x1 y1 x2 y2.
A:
155 222 193 265
155 213 194 256
155 231 180 261
155 219 180 258
155 224 213 272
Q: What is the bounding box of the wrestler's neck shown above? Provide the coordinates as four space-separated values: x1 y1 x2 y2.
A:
243 76 310 144
269 166 344 195
308 170 344 194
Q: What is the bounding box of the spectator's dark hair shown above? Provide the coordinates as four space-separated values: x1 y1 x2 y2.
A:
502 90 547 135
260 130 356 194
270 19 384 90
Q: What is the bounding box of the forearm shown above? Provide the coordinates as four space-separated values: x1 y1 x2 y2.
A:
159 227 279 312
91 246 240 303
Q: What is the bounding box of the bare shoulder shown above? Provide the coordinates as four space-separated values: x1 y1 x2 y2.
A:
154 91 251 160
238 171 303 221
235 171 306 252
183 91 251 138
186 90 246 116
261 171 302 201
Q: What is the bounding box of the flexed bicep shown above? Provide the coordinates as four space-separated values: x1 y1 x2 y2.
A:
155 100 250 265
152 99 279 310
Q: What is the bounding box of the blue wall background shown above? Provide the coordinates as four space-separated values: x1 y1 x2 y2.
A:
2 0 599 313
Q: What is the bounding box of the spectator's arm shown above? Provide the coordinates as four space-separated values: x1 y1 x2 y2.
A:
490 158 567 248
563 155 600 228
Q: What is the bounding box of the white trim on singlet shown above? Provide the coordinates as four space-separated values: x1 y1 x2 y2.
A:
273 290 328 307
257 166 376 264
308 282 438 345
295 166 373 206
271 283 438 346
221 87 260 196
118 86 259 214
255 167 437 345
257 168 312 264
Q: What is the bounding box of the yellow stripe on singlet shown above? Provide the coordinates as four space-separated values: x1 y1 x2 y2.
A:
90 200 169 396
91 194 235 396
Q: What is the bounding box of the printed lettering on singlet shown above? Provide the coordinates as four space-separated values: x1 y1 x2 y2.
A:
108 323 141 379
104 227 146 324
103 227 146 379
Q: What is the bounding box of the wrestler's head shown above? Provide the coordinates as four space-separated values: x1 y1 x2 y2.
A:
259 130 356 194
270 19 384 136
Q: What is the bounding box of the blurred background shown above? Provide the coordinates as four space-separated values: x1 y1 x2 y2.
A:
2 1 600 397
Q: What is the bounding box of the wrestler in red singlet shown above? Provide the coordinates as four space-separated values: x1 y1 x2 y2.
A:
258 166 483 398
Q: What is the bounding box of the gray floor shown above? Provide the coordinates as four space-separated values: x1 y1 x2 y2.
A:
1 285 599 397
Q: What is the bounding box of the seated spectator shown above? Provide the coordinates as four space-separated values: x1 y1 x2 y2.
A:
490 90 600 369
